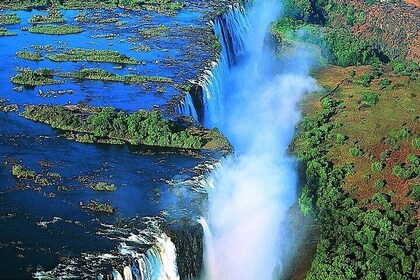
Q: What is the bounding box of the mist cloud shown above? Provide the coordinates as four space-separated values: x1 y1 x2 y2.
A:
201 0 319 279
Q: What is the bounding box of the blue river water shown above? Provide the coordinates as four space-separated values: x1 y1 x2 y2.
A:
0 2 221 278
0 7 209 111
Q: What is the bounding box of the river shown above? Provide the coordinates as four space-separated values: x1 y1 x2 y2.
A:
0 0 318 279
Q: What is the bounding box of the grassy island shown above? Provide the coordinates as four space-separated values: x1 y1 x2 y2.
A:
16 51 44 61
21 105 231 150
0 13 21 25
46 48 142 65
0 27 17 36
29 10 65 24
0 0 186 13
91 182 117 191
11 68 62 86
62 68 172 84
81 200 115 214
28 25 83 35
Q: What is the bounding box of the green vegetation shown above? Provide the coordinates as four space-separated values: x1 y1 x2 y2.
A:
66 68 172 84
29 10 65 24
0 13 20 25
28 25 83 35
350 146 363 157
371 161 383 172
271 17 378 67
82 200 115 214
11 164 49 186
292 64 419 279
293 95 419 279
139 24 169 38
46 48 142 64
16 51 44 61
11 68 61 86
0 0 186 13
11 164 36 179
359 92 379 108
22 105 205 149
374 179 386 189
91 182 117 191
0 27 17 36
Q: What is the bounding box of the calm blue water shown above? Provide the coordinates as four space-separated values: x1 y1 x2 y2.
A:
0 3 218 278
0 7 209 111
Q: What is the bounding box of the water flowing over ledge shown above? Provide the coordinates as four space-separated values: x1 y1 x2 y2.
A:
195 0 319 279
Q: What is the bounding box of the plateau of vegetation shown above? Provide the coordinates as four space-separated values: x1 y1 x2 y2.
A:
21 105 206 149
46 48 142 64
271 17 378 67
28 24 83 35
16 51 44 61
292 64 419 279
139 24 170 38
0 0 186 13
0 13 20 25
11 68 61 86
11 164 50 186
81 200 115 214
64 68 172 84
275 1 420 278
28 10 65 24
91 182 117 191
0 27 17 36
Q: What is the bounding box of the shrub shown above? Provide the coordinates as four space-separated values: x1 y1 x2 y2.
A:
360 74 373 87
371 161 383 172
298 185 314 216
392 164 414 180
374 179 386 189
360 92 379 107
380 150 391 160
379 78 391 90
350 146 363 157
336 133 346 144
91 182 116 191
413 138 420 149
408 185 420 201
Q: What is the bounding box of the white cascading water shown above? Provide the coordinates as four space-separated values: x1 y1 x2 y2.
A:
200 4 250 127
200 0 318 279
135 233 180 280
176 92 198 121
34 218 180 280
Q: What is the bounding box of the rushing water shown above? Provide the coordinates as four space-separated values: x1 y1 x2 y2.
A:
196 1 318 279
0 3 219 279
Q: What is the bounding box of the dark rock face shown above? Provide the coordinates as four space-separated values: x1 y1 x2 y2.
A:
165 221 204 279
189 84 205 124
355 1 420 63
330 0 419 62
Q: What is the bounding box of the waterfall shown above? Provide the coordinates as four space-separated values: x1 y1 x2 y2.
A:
177 4 250 127
176 92 198 121
200 0 318 279
131 233 180 280
201 5 250 128
34 218 181 280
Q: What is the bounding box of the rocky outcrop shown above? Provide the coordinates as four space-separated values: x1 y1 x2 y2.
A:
333 0 420 62
351 0 420 62
165 220 204 279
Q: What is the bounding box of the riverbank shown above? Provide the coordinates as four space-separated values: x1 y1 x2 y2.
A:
285 63 419 279
270 0 420 278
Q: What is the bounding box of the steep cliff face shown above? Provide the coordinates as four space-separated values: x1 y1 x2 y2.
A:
348 0 420 62
165 221 204 279
283 0 420 63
